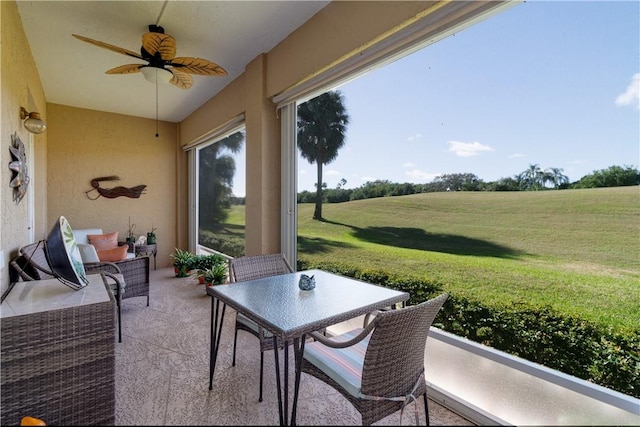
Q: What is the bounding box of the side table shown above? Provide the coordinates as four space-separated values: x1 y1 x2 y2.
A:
135 243 158 270
1 274 116 425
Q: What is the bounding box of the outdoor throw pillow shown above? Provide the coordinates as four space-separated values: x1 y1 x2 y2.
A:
88 231 119 251
97 244 128 262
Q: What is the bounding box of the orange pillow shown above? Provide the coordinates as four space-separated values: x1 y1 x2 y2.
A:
88 231 119 251
97 245 128 262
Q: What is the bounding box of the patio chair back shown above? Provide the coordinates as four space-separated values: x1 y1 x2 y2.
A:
229 252 294 402
301 293 449 426
229 253 293 283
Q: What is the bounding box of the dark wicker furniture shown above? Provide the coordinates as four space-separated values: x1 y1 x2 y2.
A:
300 293 449 426
1 275 116 426
10 240 150 342
229 253 294 402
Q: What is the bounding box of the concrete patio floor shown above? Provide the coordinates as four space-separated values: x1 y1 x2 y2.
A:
115 267 475 425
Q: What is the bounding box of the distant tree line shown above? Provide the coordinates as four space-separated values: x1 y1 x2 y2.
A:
296 164 640 204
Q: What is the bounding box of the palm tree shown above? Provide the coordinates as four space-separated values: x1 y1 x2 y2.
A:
297 91 350 220
199 131 244 228
546 167 569 189
519 164 544 190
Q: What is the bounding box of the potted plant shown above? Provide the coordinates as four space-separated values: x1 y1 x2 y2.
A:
191 254 225 284
170 248 195 278
146 226 157 244
126 217 136 244
203 262 228 286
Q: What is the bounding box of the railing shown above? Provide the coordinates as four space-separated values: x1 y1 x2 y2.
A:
327 319 640 426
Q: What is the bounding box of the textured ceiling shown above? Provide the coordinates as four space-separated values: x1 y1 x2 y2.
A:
16 1 329 122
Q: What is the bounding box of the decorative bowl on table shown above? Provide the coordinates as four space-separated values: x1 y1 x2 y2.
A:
298 274 315 291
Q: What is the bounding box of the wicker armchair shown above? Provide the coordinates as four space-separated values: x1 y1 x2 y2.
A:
299 293 449 426
10 240 149 343
229 253 294 402
10 241 125 342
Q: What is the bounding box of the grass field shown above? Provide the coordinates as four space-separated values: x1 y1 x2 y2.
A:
225 186 639 334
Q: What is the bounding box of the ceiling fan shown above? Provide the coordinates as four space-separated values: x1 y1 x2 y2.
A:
72 24 227 89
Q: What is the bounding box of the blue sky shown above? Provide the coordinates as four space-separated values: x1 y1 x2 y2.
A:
228 1 639 197
294 0 640 193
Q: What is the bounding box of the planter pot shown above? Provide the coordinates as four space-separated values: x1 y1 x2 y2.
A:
206 281 227 287
174 266 190 278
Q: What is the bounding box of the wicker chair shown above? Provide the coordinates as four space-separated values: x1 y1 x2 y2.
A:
299 293 449 426
10 240 149 343
229 253 294 402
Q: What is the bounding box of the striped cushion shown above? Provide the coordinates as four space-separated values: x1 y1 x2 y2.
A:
303 328 369 398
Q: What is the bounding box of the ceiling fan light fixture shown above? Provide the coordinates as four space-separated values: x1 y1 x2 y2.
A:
141 66 172 85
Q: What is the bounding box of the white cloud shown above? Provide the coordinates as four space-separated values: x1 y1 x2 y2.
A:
407 133 422 142
615 73 640 110
325 169 340 176
360 176 376 183
402 162 416 168
405 169 440 182
447 140 495 157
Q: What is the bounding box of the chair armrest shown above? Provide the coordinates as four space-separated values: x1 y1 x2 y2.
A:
9 256 37 281
114 256 150 301
84 261 122 276
308 320 376 349
363 309 384 328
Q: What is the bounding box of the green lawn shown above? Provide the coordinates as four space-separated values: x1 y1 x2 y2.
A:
295 187 639 335
223 186 639 334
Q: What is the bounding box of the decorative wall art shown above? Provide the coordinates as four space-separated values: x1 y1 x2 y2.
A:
8 132 30 204
85 176 147 200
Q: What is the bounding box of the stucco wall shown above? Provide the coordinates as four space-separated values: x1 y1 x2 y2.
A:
1 0 47 294
46 104 178 268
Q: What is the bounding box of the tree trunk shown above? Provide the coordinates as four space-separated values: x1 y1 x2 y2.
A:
313 161 323 220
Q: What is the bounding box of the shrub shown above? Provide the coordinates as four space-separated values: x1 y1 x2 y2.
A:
301 258 640 398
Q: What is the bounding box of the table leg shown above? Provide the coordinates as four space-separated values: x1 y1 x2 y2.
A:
273 336 284 425
209 298 226 390
284 343 290 425
290 336 306 426
272 335 306 426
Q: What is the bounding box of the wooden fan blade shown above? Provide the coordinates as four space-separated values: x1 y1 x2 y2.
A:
169 68 193 89
106 64 144 74
72 34 143 59
142 32 176 61
170 57 228 76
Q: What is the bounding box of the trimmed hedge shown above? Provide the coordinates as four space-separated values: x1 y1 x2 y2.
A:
198 231 245 258
297 258 640 398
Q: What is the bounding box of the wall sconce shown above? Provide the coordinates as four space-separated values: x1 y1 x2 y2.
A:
20 107 47 134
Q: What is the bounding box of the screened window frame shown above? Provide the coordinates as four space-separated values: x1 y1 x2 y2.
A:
185 114 246 254
277 0 516 267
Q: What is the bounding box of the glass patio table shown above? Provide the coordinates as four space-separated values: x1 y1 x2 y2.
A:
207 269 409 426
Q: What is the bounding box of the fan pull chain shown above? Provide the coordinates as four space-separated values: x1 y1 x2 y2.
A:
155 78 159 138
